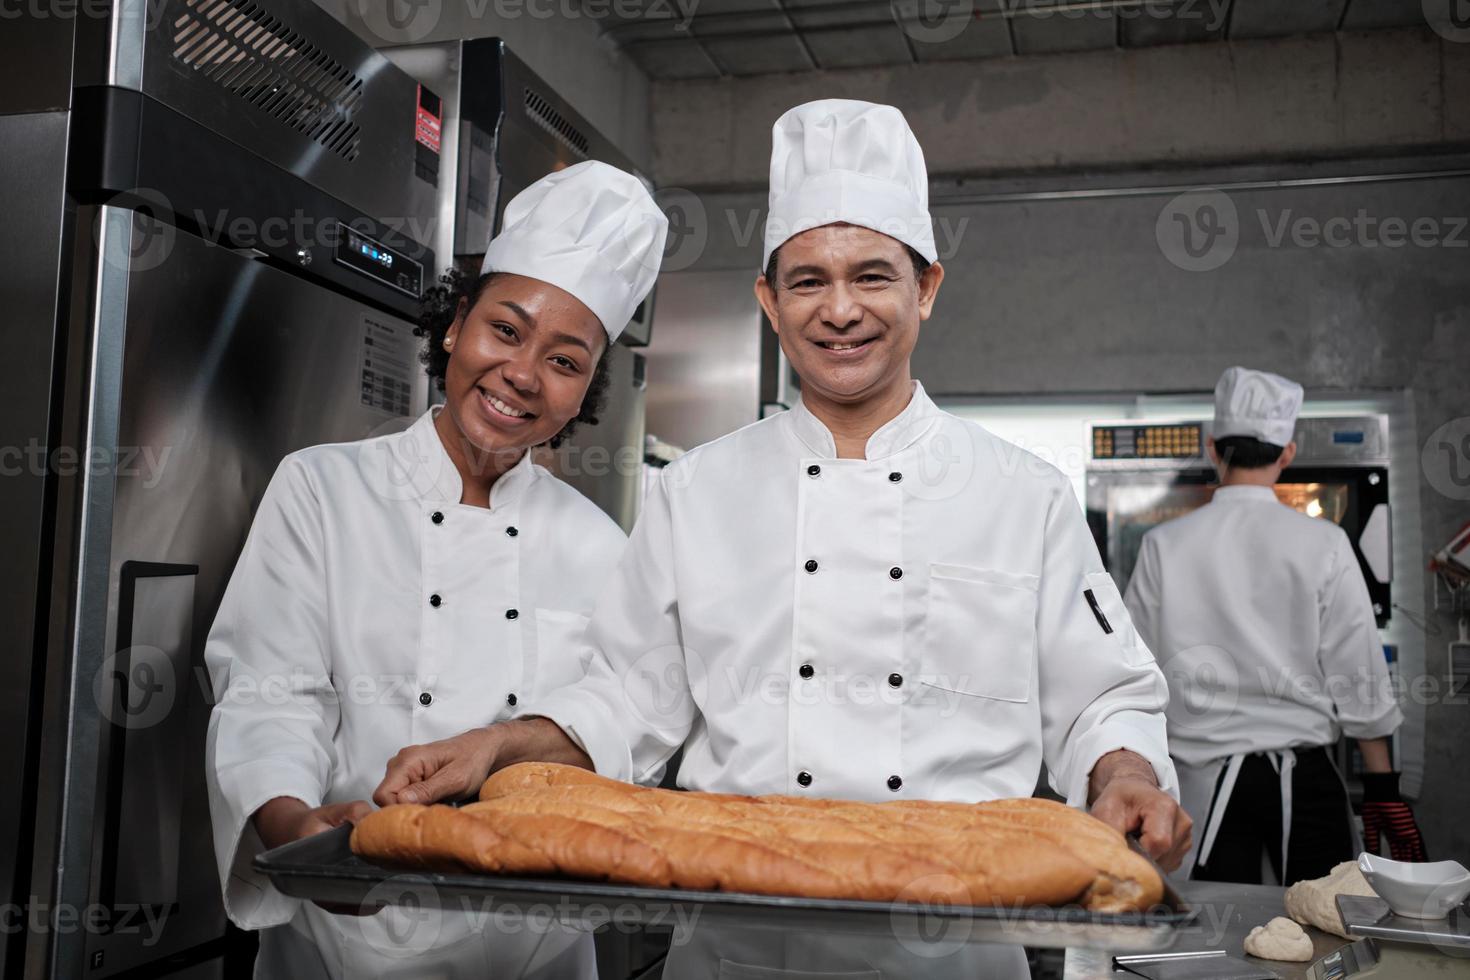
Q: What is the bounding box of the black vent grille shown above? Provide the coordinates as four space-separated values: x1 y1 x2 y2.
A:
171 0 365 161
523 87 589 159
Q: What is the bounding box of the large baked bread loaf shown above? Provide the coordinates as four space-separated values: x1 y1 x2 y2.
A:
350 762 1163 912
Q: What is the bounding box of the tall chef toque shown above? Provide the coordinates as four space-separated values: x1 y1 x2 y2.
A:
762 99 937 270
481 160 667 343
1212 366 1304 447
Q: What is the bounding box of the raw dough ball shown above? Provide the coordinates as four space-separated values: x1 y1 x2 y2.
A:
1283 860 1376 939
1245 916 1314 962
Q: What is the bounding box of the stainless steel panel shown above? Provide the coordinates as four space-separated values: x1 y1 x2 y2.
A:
379 42 466 277
382 39 655 526
0 108 72 979
40 206 422 978
102 565 198 911
108 0 438 231
644 269 764 451
0 15 77 112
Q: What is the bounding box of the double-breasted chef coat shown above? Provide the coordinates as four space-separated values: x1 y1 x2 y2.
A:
205 408 624 979
1123 484 1402 878
519 382 1178 979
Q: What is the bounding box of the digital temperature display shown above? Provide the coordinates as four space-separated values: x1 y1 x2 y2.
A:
349 230 394 269
333 224 423 298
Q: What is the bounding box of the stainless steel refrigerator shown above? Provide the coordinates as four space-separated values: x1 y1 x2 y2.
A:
1 2 437 976
382 38 653 533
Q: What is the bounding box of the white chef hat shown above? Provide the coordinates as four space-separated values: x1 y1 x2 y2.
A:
762 99 937 270
1212 366 1304 446
481 160 667 342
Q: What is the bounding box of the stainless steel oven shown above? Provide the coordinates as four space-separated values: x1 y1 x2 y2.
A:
1085 413 1403 793
2 2 435 976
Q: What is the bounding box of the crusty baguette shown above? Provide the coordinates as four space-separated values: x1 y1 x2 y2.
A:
351 763 1161 912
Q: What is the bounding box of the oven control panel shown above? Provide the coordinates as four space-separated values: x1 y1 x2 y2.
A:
1092 423 1204 460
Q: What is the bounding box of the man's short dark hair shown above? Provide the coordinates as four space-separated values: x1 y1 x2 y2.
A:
762 240 931 286
1214 435 1285 470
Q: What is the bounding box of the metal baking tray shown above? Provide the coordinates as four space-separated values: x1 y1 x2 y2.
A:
255 825 1195 952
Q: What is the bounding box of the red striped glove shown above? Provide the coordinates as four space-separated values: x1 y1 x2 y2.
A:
1361 772 1428 863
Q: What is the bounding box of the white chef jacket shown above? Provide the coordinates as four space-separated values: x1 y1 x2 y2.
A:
1123 484 1401 766
205 408 623 979
1123 484 1401 874
519 383 1175 978
524 382 1175 804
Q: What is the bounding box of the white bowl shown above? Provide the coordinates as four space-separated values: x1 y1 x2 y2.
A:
1358 853 1470 920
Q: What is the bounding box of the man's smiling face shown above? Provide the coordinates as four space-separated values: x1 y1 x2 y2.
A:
755 223 943 408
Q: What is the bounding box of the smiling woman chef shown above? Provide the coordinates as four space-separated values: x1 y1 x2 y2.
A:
376 101 1193 978
204 161 666 979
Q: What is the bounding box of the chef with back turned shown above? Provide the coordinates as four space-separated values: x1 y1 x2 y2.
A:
1123 367 1420 885
376 99 1192 977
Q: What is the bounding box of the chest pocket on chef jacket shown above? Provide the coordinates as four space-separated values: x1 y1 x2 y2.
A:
921 563 1037 703
530 608 594 698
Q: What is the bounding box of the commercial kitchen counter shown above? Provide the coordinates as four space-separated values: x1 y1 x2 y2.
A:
1064 881 1347 980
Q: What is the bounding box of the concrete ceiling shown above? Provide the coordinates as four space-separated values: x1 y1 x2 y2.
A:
595 0 1433 79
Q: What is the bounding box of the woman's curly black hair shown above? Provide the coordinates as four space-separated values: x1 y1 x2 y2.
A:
415 268 612 450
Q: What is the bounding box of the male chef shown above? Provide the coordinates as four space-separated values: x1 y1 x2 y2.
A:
1124 367 1420 885
377 100 1192 975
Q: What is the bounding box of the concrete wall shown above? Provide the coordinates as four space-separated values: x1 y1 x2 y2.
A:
312 0 653 169
649 27 1470 188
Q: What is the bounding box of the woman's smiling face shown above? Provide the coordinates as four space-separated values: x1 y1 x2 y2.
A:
440 272 608 459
